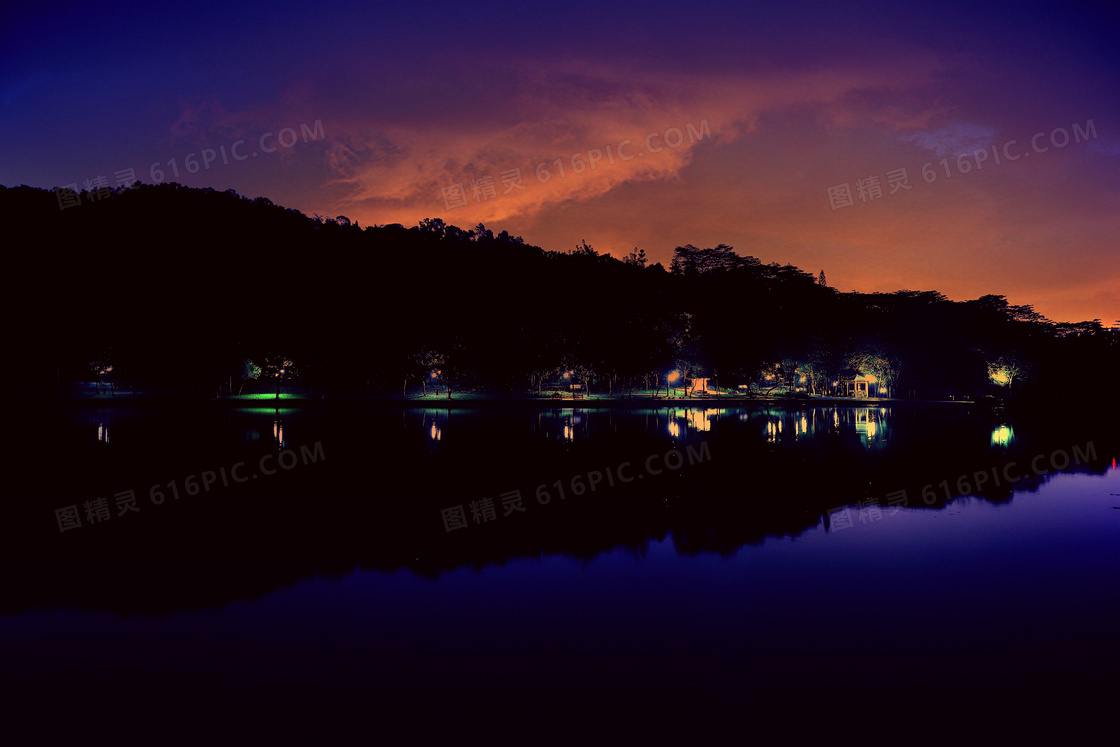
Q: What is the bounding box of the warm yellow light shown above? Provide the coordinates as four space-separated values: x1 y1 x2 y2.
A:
991 425 1013 447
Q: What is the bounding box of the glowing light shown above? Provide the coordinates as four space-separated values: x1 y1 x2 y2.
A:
667 371 681 383
990 369 1010 385
668 420 681 438
991 425 1013 447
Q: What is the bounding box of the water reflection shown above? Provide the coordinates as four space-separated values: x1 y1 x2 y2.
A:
765 416 781 443
848 407 887 447
7 401 1118 600
28 402 1116 563
668 418 681 438
744 406 890 448
95 410 110 444
675 407 722 433
531 409 590 442
6 402 1118 746
991 424 1014 447
229 407 300 446
415 409 448 446
408 405 897 449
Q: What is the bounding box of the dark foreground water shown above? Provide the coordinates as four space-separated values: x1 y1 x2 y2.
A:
2 402 1117 741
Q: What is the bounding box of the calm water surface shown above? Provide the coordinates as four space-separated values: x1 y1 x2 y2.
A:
2 403 1117 741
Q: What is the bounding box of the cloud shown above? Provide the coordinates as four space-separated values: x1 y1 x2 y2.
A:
899 122 999 157
304 54 946 226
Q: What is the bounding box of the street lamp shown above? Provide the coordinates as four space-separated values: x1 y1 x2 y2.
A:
564 370 578 399
667 370 680 398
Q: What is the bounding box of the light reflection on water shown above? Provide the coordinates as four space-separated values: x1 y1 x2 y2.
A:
3 465 1113 741
9 401 1117 742
72 406 1088 474
992 423 1014 447
501 405 894 447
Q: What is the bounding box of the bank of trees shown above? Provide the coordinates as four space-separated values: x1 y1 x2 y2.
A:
3 183 1116 402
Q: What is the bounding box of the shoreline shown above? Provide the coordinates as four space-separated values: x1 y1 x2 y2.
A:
22 391 980 409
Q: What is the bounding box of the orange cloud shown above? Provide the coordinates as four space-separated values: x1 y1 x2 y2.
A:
311 55 946 228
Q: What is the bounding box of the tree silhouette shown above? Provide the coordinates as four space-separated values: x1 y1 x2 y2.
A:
3 182 1115 404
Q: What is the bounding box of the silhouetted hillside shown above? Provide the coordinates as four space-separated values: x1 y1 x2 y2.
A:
3 183 1116 402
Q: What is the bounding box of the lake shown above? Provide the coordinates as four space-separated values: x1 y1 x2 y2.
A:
2 402 1117 741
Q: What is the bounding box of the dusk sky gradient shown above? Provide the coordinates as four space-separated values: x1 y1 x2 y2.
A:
3 0 1118 323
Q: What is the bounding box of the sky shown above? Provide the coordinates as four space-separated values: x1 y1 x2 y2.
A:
3 0 1118 323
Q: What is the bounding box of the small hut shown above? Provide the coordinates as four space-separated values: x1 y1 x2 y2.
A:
843 373 876 398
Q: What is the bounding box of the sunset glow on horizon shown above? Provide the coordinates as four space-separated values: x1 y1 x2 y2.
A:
3 0 1118 323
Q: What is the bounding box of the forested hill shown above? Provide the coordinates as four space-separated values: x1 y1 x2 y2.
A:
3 182 1116 401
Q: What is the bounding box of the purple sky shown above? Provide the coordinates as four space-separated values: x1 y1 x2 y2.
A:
3 0 1118 322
